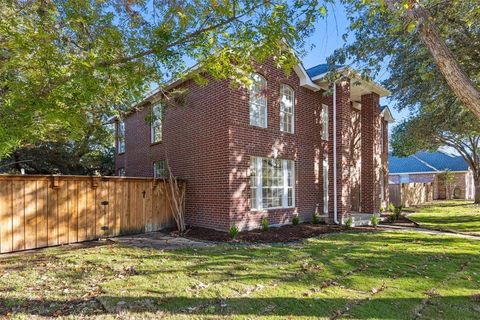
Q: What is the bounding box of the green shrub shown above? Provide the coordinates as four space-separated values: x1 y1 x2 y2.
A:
379 206 385 214
345 216 353 229
312 212 320 224
388 206 402 222
229 225 239 239
261 217 269 231
370 215 380 227
292 215 300 225
388 202 395 212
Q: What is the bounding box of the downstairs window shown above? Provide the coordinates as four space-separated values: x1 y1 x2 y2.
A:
250 157 295 210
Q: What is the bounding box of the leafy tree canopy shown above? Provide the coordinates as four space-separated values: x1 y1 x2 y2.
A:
0 116 114 175
330 0 480 114
0 0 330 158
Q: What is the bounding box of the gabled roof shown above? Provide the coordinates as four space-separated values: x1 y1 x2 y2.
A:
389 151 469 174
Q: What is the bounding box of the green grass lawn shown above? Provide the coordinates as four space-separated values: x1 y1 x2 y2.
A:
407 200 480 235
1 230 480 319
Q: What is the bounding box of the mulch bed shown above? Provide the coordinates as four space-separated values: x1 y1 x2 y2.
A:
177 223 386 244
380 214 419 228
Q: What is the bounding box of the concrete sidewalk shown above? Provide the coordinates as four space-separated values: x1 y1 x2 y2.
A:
379 224 480 240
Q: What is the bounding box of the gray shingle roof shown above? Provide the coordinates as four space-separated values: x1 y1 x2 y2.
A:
389 151 469 174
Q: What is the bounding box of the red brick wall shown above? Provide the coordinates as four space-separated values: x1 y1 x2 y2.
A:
361 92 381 213
116 77 232 230
226 60 325 230
116 60 386 230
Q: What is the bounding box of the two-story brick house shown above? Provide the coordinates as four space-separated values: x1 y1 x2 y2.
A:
115 60 394 231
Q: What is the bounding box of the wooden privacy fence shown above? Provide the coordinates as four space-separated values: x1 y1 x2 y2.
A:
389 182 433 207
0 175 183 254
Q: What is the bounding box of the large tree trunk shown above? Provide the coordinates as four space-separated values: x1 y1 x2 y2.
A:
413 7 480 119
385 1 480 119
474 175 480 204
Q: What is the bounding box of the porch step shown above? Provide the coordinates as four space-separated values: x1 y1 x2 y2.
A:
345 213 375 227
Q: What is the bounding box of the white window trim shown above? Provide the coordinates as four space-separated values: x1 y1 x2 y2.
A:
280 84 295 133
151 103 163 144
117 121 125 154
249 73 268 128
322 104 329 141
323 155 329 214
250 157 295 211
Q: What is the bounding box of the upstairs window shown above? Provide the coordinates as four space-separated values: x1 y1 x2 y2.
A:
280 84 294 133
153 160 168 178
151 102 163 143
249 73 267 128
250 157 295 210
321 104 328 140
117 121 125 154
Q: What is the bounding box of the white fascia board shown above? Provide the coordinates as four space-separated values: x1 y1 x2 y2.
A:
380 106 395 123
312 66 391 97
293 64 321 91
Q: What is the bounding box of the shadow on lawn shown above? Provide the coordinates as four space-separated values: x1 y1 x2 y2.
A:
1 295 479 318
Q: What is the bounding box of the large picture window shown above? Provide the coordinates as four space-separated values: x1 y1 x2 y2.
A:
250 157 295 210
280 84 294 133
249 73 267 128
321 104 329 140
117 121 125 154
151 102 163 143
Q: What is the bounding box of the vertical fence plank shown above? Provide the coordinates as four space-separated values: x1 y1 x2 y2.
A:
58 180 69 245
108 181 115 237
67 180 78 243
77 180 87 242
36 180 48 248
127 181 135 234
114 181 122 236
47 182 58 246
0 180 13 253
12 180 25 251
95 180 108 238
86 180 96 240
24 180 37 250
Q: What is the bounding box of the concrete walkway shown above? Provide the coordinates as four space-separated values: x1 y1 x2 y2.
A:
109 231 215 250
379 224 480 240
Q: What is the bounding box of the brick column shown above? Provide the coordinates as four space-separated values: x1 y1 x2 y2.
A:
329 79 351 222
361 93 380 213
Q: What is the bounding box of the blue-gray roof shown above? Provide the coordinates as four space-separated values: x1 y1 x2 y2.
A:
414 151 469 172
389 151 469 174
306 64 344 78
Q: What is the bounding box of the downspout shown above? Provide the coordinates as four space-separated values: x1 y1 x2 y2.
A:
333 80 339 224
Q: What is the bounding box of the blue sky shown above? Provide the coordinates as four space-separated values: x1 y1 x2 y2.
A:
300 2 410 131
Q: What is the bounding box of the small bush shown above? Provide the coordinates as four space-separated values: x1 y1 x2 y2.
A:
379 206 385 214
312 212 320 224
370 215 380 227
388 206 402 222
261 217 269 231
229 225 239 239
345 216 353 229
292 215 300 225
388 202 395 212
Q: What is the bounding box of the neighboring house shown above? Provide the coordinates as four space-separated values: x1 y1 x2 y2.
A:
115 59 394 231
389 151 475 207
